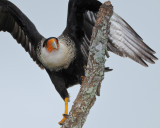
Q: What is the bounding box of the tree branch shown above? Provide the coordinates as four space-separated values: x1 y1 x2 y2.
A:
62 1 113 128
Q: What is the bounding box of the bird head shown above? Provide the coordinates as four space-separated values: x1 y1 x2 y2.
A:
43 37 59 52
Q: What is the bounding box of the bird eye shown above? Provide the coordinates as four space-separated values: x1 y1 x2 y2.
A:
43 40 47 47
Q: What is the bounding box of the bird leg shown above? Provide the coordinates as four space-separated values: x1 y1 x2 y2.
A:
58 97 69 125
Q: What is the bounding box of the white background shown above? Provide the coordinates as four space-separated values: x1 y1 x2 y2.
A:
0 0 159 128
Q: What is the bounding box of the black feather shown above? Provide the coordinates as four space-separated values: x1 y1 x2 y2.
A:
0 0 44 68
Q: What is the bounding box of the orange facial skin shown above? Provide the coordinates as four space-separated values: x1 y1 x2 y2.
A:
46 38 59 52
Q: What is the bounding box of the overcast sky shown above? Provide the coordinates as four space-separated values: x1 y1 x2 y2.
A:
0 0 159 128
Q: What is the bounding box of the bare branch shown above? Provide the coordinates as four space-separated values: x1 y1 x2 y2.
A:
62 1 113 128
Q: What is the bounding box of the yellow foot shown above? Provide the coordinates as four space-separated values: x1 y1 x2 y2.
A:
58 97 69 125
58 114 69 125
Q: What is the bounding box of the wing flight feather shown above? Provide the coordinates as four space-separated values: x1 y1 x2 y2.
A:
83 11 158 67
0 0 44 69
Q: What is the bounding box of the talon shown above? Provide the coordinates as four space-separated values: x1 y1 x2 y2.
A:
104 67 113 72
81 76 85 82
58 115 68 125
63 114 69 118
58 97 69 125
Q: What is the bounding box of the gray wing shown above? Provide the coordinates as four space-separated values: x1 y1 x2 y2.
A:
83 11 158 67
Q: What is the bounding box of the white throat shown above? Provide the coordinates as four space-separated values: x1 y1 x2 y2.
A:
38 36 76 71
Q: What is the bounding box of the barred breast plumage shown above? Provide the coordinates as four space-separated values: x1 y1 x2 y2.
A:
37 35 76 71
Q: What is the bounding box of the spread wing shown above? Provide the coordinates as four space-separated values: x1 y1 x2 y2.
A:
0 0 45 69
83 10 158 67
64 0 102 64
65 0 157 67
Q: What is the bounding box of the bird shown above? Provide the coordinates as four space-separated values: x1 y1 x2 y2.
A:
0 0 158 125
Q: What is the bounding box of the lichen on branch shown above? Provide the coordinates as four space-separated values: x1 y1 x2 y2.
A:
62 1 113 128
